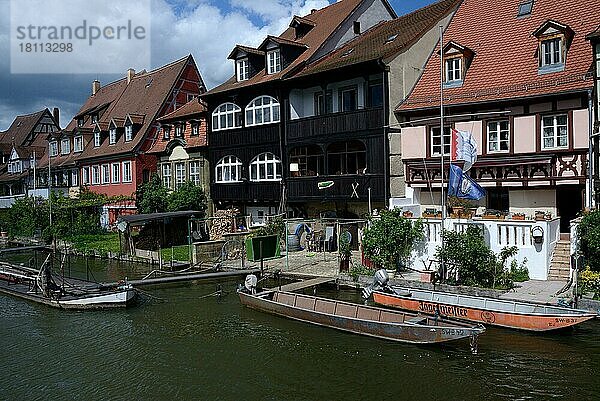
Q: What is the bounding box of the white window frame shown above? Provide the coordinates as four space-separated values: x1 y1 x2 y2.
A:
191 123 199 136
122 161 132 183
61 138 70 155
487 120 510 153
49 141 58 157
189 160 201 186
101 164 110 184
109 128 117 144
175 124 184 138
175 162 186 189
250 152 282 182
94 132 101 147
431 126 452 156
71 170 79 187
82 167 90 185
216 156 242 183
74 135 83 152
111 162 120 183
91 165 100 185
163 126 171 140
267 49 281 74
245 96 280 127
236 58 249 81
125 125 133 142
445 57 462 82
212 103 242 131
541 114 568 149
541 37 563 67
162 163 172 189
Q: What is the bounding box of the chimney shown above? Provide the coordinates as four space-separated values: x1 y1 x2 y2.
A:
127 68 135 84
92 80 101 95
52 108 60 126
311 8 316 13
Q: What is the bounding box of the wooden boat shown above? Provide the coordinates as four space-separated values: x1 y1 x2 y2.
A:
239 289 485 345
0 261 136 309
372 287 597 331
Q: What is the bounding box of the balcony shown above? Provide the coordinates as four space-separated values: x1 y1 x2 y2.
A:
287 174 384 202
287 107 384 142
211 181 282 203
209 124 280 148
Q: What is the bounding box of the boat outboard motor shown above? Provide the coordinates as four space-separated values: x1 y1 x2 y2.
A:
362 269 391 299
242 274 258 294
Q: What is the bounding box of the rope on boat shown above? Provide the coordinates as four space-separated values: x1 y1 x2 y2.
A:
134 287 166 302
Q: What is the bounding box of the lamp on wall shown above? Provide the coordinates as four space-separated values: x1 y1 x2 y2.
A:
531 225 544 244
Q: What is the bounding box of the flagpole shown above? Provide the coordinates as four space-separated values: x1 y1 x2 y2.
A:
439 25 446 281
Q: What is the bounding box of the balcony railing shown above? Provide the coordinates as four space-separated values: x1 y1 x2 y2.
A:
211 181 282 202
286 174 384 201
287 107 384 141
209 124 280 148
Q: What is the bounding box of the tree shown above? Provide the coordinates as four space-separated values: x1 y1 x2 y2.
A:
362 209 425 271
577 210 600 271
435 226 518 288
136 174 168 214
167 181 207 215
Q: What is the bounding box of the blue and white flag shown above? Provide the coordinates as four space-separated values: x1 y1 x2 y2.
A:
448 164 486 200
451 128 478 172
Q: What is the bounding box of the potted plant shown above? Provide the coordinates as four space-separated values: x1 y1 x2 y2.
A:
483 209 505 220
535 210 546 221
245 217 284 261
338 231 352 272
402 210 414 218
512 213 526 221
422 208 439 218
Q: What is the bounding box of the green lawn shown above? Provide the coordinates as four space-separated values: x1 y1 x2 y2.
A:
66 233 122 256
161 245 191 262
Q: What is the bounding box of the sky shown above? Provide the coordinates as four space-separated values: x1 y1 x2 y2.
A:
0 0 437 130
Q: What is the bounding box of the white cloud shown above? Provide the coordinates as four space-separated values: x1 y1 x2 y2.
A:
150 0 331 89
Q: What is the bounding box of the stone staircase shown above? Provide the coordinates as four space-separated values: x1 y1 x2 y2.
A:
548 240 571 281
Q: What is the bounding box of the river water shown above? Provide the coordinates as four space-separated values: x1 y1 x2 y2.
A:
0 253 599 401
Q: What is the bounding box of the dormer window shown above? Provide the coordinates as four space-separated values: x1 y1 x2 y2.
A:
441 42 474 88
534 20 573 74
49 141 58 157
77 118 84 127
163 126 171 140
74 135 83 152
445 58 462 82
109 128 117 144
267 49 281 74
541 38 562 66
91 114 98 124
94 132 101 147
236 58 249 81
125 124 133 141
61 138 70 155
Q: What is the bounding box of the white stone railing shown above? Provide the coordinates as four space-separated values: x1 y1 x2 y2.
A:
410 217 561 280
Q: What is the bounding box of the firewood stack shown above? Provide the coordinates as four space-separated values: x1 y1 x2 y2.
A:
209 208 239 240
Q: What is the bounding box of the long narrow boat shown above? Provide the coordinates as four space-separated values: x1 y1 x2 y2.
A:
239 289 485 345
372 287 597 331
0 262 136 309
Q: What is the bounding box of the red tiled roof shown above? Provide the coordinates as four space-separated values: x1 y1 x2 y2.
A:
228 45 265 60
157 97 206 122
205 0 365 95
294 0 460 77
0 109 49 147
76 55 195 161
397 0 598 112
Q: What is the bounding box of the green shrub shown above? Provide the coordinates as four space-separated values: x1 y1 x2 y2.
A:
435 226 521 289
577 210 600 272
579 267 600 298
362 209 425 271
